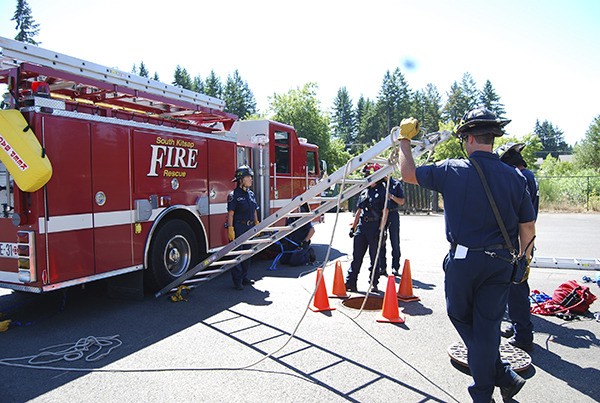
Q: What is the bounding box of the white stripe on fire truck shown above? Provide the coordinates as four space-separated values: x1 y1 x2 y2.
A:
0 271 21 283
36 205 228 234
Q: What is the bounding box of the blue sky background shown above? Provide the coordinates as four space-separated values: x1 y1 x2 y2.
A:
1 0 598 145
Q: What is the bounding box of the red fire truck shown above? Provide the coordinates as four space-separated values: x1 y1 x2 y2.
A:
0 37 320 293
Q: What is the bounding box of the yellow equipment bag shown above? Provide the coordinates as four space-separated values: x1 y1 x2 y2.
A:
0 110 52 192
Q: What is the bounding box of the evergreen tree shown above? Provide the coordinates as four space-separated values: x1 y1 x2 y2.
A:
534 119 571 157
574 115 600 170
192 75 204 93
479 80 505 117
443 82 468 123
460 72 479 108
331 87 356 144
12 0 40 45
153 72 160 81
138 61 149 78
172 65 192 89
223 70 257 118
413 83 442 133
356 97 385 147
377 68 411 133
204 70 223 99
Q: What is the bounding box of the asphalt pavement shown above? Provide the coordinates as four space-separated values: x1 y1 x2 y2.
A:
0 212 598 402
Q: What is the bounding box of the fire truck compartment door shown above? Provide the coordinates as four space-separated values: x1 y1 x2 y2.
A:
0 110 52 192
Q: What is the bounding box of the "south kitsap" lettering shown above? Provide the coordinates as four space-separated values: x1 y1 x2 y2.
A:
147 137 198 177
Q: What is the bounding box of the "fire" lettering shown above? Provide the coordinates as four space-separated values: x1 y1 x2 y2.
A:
147 144 198 177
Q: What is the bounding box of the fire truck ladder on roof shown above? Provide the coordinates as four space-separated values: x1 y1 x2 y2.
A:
155 130 451 298
0 36 234 126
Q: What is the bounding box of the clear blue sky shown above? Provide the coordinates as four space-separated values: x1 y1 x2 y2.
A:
1 0 598 145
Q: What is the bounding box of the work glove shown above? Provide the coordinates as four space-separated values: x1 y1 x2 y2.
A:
399 117 420 140
228 226 235 242
254 219 260 226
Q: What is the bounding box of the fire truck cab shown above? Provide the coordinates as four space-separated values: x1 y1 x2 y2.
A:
0 37 320 293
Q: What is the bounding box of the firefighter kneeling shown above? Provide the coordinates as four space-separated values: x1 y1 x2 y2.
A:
280 203 316 266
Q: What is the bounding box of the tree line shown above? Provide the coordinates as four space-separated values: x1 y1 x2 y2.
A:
9 0 598 174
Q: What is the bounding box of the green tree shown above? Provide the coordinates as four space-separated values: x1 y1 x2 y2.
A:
443 82 469 123
413 83 442 133
172 65 192 89
534 119 571 157
331 87 356 144
377 68 412 133
12 0 40 45
479 80 505 117
431 121 463 161
574 115 600 171
153 72 160 81
269 83 337 169
138 61 149 78
192 75 204 93
223 70 257 118
204 70 222 99
356 96 384 149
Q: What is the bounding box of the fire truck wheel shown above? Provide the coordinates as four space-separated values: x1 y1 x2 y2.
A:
147 219 200 291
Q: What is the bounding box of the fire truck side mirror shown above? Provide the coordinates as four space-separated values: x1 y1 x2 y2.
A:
319 160 328 179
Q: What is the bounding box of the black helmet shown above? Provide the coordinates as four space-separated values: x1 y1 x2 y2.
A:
455 107 511 138
494 142 527 167
232 165 254 182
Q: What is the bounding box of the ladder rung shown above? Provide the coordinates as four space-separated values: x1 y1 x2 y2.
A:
225 249 255 256
286 212 314 218
311 196 338 201
260 225 293 232
244 238 272 244
210 259 239 266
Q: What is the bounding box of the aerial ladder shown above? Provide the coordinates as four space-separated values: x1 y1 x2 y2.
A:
0 36 452 296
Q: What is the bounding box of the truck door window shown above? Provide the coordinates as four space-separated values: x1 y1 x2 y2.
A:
274 130 289 174
306 151 317 175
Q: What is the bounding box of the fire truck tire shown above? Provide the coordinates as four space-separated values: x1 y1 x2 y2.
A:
147 219 200 291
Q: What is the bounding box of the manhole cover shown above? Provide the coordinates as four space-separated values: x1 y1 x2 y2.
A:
341 296 384 311
448 341 532 372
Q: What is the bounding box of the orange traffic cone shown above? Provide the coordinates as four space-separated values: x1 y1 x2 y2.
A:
330 260 348 298
309 268 336 312
377 275 405 323
397 259 420 302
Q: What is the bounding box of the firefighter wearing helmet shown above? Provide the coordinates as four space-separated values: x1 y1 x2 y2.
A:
345 163 389 293
227 165 259 290
495 142 539 354
398 108 536 402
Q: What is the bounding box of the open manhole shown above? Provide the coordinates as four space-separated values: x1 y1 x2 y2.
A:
341 296 384 310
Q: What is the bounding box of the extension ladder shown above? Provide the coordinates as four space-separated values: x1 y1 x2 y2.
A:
155 130 451 297
530 257 600 270
0 36 233 127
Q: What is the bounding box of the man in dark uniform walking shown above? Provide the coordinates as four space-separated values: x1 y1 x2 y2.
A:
399 108 536 403
346 163 389 293
495 142 540 352
227 165 259 290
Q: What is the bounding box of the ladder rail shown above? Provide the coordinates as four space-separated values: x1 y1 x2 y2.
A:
155 130 451 297
0 36 225 113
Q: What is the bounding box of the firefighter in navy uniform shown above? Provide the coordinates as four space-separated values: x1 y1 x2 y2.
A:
379 176 405 277
227 165 259 290
399 109 536 403
495 142 540 352
345 163 389 293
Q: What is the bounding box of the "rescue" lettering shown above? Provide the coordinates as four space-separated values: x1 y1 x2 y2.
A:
147 144 198 177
